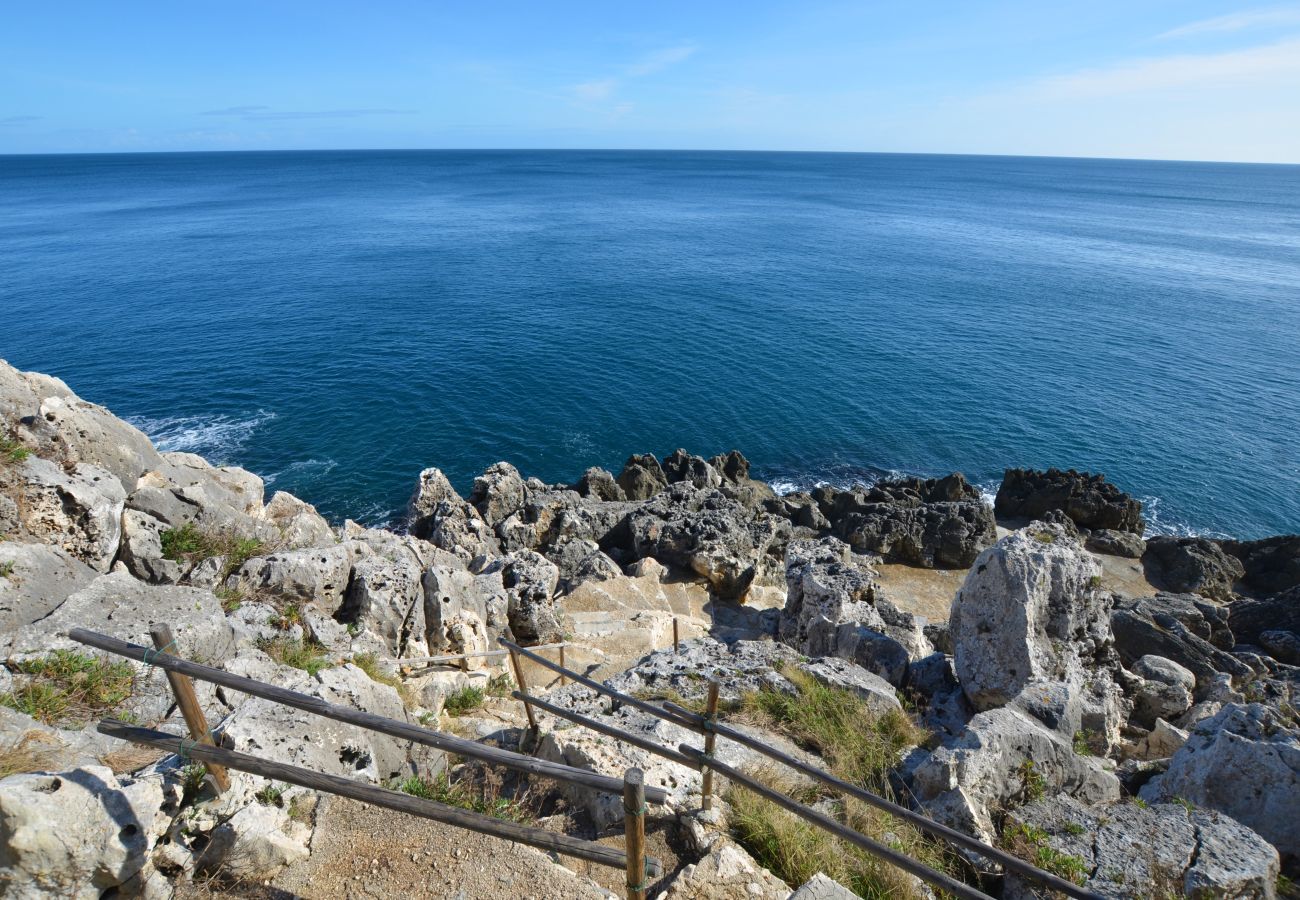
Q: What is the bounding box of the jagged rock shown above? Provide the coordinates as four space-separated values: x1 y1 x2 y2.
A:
481 550 561 644
617 453 668 500
657 839 790 898
911 706 1120 845
1142 536 1244 601
1001 795 1278 899
0 766 165 898
422 565 508 664
995 467 1144 534
1229 586 1300 652
571 467 625 501
801 656 902 716
628 484 788 600
260 490 334 547
195 800 310 881
1221 535 1300 595
661 449 723 490
788 873 858 899
1141 702 1300 864
817 474 995 568
11 457 125 571
1259 629 1300 665
1132 718 1189 760
949 523 1123 746
231 544 359 610
337 553 427 658
1086 528 1146 559
116 508 183 583
608 638 798 702
468 461 527 528
763 491 830 530
1112 593 1251 693
0 541 97 632
406 467 499 561
1129 656 1195 728
779 537 930 686
547 537 622 589
152 452 265 516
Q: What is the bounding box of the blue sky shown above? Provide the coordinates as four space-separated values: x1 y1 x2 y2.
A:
3 1 1299 161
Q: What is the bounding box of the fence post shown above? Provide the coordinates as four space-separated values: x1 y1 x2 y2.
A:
623 767 647 900
700 680 720 811
672 618 679 654
508 647 539 749
558 644 567 687
148 623 230 794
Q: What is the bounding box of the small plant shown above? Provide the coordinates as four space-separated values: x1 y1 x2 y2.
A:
485 672 515 698
274 603 302 630
0 732 60 778
256 637 332 676
1073 729 1101 756
1172 796 1195 812
1132 797 1149 810
1001 821 1088 886
443 684 486 716
0 561 14 580
255 783 286 806
214 586 243 613
1035 530 1056 544
1064 821 1087 836
0 651 136 726
395 770 534 824
1017 759 1046 802
1088 574 1103 588
159 523 264 579
160 522 204 560
0 435 30 465
1034 845 1088 885
349 652 415 706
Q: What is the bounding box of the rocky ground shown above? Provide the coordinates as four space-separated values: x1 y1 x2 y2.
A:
0 357 1297 899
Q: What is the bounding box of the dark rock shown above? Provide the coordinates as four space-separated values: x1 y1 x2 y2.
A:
616 453 668 500
995 467 1143 533
1259 630 1300 665
1113 593 1252 694
707 450 751 483
571 467 626 502
1228 586 1300 651
763 491 830 531
1221 535 1300 595
1086 528 1146 558
816 475 995 568
661 449 722 489
1143 536 1245 601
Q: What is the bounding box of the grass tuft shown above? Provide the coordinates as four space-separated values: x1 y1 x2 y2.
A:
349 652 415 707
442 684 486 716
0 650 137 726
256 636 332 676
0 732 62 777
396 769 535 824
160 523 265 579
0 560 14 580
0 435 30 465
1001 821 1088 886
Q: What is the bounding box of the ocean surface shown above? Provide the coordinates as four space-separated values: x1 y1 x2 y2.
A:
2 150 1298 538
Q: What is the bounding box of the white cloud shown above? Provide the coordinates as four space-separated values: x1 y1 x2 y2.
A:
568 43 697 108
625 45 697 77
1157 7 1300 40
572 79 618 102
1025 37 1300 98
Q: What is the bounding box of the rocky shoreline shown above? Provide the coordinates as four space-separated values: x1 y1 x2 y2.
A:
0 357 1296 899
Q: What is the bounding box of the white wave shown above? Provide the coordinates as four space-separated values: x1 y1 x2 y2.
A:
1139 495 1230 539
126 410 276 463
264 457 337 488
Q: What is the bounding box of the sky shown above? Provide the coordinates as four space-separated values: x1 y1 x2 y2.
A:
2 1 1299 162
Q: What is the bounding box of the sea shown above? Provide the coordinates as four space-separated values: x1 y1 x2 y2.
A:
2 150 1298 538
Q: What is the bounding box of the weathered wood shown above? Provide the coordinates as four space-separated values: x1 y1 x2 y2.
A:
69 629 668 804
511 691 700 770
623 767 648 900
499 638 697 730
677 745 994 900
672 618 679 654
149 624 229 794
665 703 1104 900
558 644 566 686
699 681 720 811
96 719 661 876
399 642 568 667
509 648 538 734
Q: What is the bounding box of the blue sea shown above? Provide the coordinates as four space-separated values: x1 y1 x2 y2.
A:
2 150 1298 538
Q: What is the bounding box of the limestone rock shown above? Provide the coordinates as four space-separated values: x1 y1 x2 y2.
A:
481 550 561 644
0 766 164 898
788 873 859 899
195 800 310 881
468 461 527 528
337 553 427 658
763 491 831 531
116 508 183 584
1229 586 1300 653
1112 593 1251 693
995 467 1143 534
571 466 625 501
422 565 508 663
231 544 359 610
25 385 164 493
658 839 790 899
661 449 724 490
260 490 334 547
617 453 669 500
406 467 499 561
1086 529 1146 559
1129 655 1195 728
1142 536 1245 601
1221 535 1300 595
0 541 97 633
1141 702 1300 864
800 656 902 716
12 457 125 571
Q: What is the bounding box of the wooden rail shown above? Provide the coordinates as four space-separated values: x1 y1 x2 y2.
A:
504 636 1106 900
96 719 661 877
510 690 700 770
70 629 668 805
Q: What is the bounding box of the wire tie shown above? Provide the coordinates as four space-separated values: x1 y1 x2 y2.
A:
142 640 177 667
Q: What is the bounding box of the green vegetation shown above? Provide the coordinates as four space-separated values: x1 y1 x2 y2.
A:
349 651 414 707
0 435 30 465
442 684 486 716
1172 796 1195 812
254 783 286 806
1016 759 1046 802
256 636 332 676
0 561 14 580
1073 729 1102 756
725 667 953 898
395 770 534 824
159 523 264 579
1088 574 1103 588
0 651 136 726
1001 822 1088 886
1132 797 1149 810
1064 821 1087 836
214 585 243 613
1034 530 1056 544
485 672 515 698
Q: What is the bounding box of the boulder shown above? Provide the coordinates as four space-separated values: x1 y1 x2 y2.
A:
571 466 625 502
788 873 858 899
1221 535 1300 595
995 467 1143 534
617 453 668 500
1228 586 1300 651
1129 655 1195 729
0 766 165 898
260 490 334 548
763 491 830 531
480 550 562 644
0 541 98 633
661 449 723 490
1141 703 1300 864
195 799 310 881
817 474 995 568
1086 528 1146 559
11 457 125 572
468 461 527 528
231 544 359 610
1112 593 1251 694
1001 795 1278 899
627 484 788 600
657 839 790 899
778 537 930 686
422 565 509 663
116 508 183 584
1142 536 1245 601
1259 629 1300 665
337 553 427 658
405 467 499 561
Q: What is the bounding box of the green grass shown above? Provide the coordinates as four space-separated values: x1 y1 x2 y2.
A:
0 561 14 580
442 684 486 716
1017 759 1046 802
255 783 286 806
725 667 954 899
1034 530 1057 544
1001 822 1088 886
160 523 264 579
256 637 332 676
485 672 515 698
0 651 136 726
395 770 534 824
350 652 415 707
0 436 30 465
